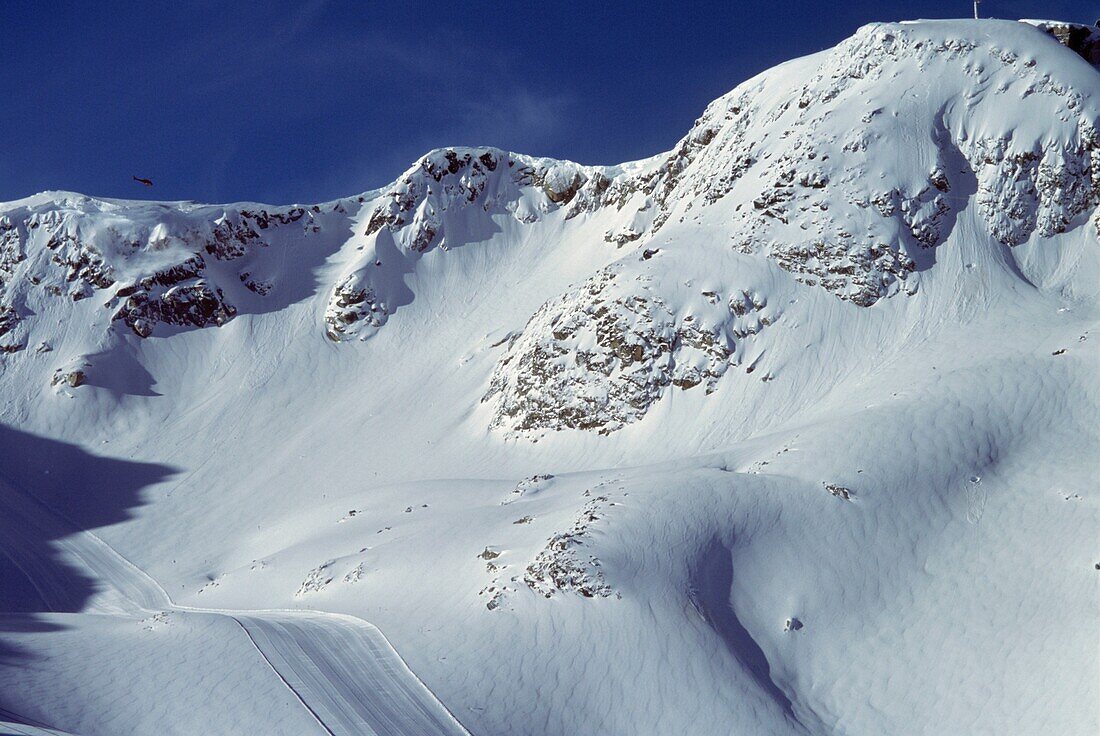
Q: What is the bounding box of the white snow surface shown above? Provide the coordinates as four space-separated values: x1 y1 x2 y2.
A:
0 19 1098 736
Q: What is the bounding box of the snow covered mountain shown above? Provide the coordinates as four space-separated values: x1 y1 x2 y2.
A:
1 18 1097 736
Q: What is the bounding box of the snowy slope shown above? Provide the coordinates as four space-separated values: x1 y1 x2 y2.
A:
0 18 1097 736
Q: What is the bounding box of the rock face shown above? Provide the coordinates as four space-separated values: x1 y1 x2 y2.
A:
0 216 26 281
114 279 236 338
524 493 615 599
0 303 22 352
0 304 18 336
323 275 386 342
1025 20 1100 64
482 251 785 433
967 124 1100 246
483 263 748 433
50 362 87 388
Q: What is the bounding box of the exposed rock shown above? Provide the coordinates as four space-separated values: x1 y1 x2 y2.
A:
967 130 1099 246
109 256 240 337
1024 20 1100 64
118 255 205 296
295 560 335 597
114 280 236 338
363 148 516 251
239 271 273 295
824 482 854 500
51 368 86 388
0 305 17 338
533 163 588 204
502 474 555 504
323 274 388 341
205 215 264 260
43 228 115 293
564 172 612 219
524 494 614 599
485 266 736 433
362 148 603 255
0 304 23 353
343 563 366 584
0 216 24 280
238 206 308 229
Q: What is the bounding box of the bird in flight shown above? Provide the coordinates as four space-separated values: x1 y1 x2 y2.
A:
132 175 154 187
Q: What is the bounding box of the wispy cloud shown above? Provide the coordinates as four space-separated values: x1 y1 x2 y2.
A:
453 88 575 153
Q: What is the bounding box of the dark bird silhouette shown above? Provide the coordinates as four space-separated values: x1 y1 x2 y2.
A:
132 176 154 187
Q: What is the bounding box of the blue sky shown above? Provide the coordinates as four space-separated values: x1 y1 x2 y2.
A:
1 0 1096 203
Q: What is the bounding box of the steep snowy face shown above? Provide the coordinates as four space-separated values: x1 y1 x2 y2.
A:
482 20 1100 433
593 20 1100 302
323 147 604 341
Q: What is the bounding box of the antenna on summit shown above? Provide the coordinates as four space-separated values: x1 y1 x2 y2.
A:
973 0 981 19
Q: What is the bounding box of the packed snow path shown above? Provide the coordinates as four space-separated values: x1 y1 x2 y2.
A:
0 708 79 736
0 478 471 736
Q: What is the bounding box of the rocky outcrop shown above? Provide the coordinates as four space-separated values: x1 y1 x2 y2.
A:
0 304 22 352
109 255 236 337
0 216 24 283
966 126 1100 245
1025 20 1100 64
364 148 513 252
0 304 18 337
323 274 388 342
295 560 336 597
50 364 87 388
113 280 236 338
36 219 116 300
205 214 264 260
524 493 615 599
238 270 272 295
484 264 751 433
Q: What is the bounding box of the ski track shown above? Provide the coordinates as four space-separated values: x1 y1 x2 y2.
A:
0 477 471 736
0 707 77 736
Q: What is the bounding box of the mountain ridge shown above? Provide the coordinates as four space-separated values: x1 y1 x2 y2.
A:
2 19 1096 431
